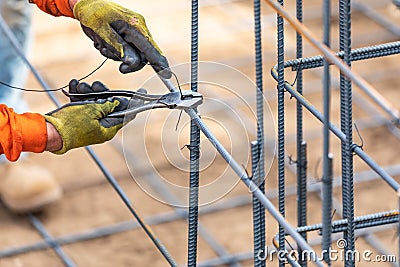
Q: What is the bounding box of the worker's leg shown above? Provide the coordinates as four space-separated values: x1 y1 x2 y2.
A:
0 0 62 213
0 0 31 113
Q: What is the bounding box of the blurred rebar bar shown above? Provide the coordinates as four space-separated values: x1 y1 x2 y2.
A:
253 0 266 265
295 1 307 266
321 1 333 265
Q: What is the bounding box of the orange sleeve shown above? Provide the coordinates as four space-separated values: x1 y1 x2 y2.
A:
0 105 47 162
31 0 75 18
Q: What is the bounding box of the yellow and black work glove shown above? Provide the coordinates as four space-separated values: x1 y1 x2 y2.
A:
44 79 146 154
73 0 172 78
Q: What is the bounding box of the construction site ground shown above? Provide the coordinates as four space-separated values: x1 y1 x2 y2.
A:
0 0 399 266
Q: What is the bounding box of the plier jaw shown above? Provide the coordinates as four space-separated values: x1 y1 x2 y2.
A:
161 91 203 109
109 90 203 118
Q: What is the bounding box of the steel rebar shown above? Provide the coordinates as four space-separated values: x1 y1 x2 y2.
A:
296 210 399 234
295 1 307 266
339 1 355 266
251 141 265 267
285 41 400 71
276 0 286 266
321 155 333 265
322 1 333 265
187 0 200 266
253 0 266 265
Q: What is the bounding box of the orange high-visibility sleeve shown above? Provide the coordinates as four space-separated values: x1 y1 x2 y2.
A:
0 105 47 162
30 0 74 18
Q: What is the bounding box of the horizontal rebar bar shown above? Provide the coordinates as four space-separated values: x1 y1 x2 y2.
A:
295 210 399 234
284 41 400 71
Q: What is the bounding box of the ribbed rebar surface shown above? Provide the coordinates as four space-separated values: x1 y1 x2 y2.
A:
253 0 266 266
277 0 286 266
339 1 355 266
187 0 200 266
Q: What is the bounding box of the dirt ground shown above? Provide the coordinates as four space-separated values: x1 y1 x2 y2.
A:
0 0 400 266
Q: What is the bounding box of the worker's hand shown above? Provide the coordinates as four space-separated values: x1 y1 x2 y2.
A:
72 0 171 79
44 99 123 154
44 80 146 154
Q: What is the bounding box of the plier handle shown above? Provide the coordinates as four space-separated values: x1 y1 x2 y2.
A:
62 89 203 118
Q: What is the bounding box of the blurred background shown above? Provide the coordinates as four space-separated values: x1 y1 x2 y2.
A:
0 0 400 266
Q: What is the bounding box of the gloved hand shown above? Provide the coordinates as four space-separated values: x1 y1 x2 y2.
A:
73 0 172 79
44 79 145 154
68 78 147 114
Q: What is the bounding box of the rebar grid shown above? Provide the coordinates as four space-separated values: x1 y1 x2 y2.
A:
266 0 399 266
0 1 399 267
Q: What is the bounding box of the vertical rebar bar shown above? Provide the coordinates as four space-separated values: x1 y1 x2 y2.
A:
254 0 265 191
295 1 307 266
251 141 265 267
253 1 266 266
339 1 355 266
322 0 332 265
277 0 286 266
322 154 333 265
297 141 308 266
188 0 200 266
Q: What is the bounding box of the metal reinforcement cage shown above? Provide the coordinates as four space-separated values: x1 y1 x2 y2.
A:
0 0 399 266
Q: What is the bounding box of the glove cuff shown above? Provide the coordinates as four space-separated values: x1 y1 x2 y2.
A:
73 0 107 20
43 115 70 155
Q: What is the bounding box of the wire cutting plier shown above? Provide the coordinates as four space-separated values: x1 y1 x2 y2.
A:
62 88 203 118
